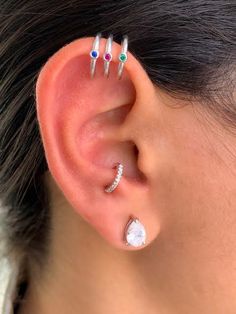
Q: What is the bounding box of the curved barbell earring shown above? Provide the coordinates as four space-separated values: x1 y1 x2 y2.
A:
104 162 123 193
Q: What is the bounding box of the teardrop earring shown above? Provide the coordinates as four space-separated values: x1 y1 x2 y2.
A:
125 216 146 247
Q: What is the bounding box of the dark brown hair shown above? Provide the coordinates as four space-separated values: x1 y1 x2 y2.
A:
0 0 235 266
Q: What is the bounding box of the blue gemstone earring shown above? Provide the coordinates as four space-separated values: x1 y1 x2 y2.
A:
90 33 101 78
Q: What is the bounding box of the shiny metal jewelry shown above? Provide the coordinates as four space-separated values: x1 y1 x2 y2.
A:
104 162 123 193
103 34 113 77
90 33 101 78
125 216 146 247
118 35 128 80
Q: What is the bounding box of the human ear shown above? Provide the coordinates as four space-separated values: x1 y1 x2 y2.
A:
36 36 160 250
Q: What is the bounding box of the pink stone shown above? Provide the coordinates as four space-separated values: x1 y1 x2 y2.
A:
105 53 112 61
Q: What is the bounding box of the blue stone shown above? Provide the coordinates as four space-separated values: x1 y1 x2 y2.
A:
91 50 98 58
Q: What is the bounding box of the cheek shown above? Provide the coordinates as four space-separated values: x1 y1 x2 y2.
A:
148 106 236 257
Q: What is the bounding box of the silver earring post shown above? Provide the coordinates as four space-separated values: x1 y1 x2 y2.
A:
103 34 113 77
104 162 123 193
90 33 102 78
118 35 128 80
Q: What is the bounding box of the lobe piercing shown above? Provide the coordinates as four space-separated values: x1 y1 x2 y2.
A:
103 34 113 77
104 162 123 193
118 35 128 80
90 33 101 78
125 216 147 247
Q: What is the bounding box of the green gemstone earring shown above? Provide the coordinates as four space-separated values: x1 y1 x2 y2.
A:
118 35 128 79
119 53 127 63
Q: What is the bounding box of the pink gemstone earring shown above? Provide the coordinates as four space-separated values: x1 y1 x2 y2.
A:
118 35 128 80
103 34 113 77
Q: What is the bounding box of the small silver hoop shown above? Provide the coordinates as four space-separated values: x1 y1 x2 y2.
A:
90 33 101 78
118 35 128 80
103 34 113 77
104 162 123 193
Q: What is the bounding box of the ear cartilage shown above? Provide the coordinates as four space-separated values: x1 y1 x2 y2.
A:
125 217 147 247
104 162 123 193
118 35 128 80
90 33 102 78
103 34 113 77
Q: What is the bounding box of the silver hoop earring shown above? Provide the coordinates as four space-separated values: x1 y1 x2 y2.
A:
104 162 123 193
125 216 146 247
118 35 128 80
103 34 113 77
90 33 101 78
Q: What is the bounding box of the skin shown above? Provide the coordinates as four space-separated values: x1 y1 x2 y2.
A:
19 38 236 314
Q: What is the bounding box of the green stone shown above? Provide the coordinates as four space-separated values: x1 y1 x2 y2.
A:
119 53 127 62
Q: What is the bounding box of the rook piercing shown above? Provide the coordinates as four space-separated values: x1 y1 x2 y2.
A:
118 35 128 80
125 217 146 247
90 33 101 78
103 34 113 77
104 162 123 193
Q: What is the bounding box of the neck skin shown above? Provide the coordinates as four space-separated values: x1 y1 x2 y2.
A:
19 173 163 314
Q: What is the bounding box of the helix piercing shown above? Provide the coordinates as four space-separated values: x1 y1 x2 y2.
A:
90 33 102 78
103 34 113 77
125 216 147 247
118 35 128 80
104 162 123 193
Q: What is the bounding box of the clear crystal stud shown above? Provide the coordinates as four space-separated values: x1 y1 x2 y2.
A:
125 217 146 247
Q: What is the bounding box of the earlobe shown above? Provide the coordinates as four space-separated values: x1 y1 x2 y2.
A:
36 35 160 250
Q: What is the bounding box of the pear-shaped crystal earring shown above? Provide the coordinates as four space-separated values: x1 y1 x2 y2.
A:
125 216 146 247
